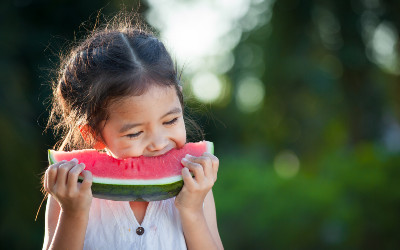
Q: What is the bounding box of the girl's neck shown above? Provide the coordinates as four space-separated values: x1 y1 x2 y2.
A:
129 201 149 225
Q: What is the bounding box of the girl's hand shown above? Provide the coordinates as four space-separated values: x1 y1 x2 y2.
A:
44 158 93 215
175 152 219 213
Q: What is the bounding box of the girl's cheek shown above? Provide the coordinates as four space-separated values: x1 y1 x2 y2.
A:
115 140 142 158
174 122 187 148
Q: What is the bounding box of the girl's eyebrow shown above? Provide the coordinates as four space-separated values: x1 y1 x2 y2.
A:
119 122 142 133
119 107 182 133
161 107 182 119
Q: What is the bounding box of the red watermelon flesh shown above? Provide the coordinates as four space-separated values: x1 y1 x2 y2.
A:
49 141 212 180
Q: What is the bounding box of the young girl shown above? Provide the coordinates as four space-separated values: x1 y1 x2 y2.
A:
42 16 223 250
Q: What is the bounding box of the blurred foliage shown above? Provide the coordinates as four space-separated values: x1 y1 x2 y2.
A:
215 145 400 249
1 0 400 249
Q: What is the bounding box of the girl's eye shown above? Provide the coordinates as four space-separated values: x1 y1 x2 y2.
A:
164 117 178 125
126 131 143 139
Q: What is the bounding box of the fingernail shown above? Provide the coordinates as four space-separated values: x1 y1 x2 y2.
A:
185 154 192 159
182 167 189 174
72 158 79 163
181 158 188 163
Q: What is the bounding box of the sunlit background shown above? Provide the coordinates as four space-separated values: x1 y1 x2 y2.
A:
1 0 400 249
146 0 272 109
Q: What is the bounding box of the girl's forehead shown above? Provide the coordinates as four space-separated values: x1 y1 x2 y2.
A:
107 85 180 117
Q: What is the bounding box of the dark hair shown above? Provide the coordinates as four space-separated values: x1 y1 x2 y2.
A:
47 15 201 150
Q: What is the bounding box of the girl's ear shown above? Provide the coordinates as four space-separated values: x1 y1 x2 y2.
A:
79 125 106 150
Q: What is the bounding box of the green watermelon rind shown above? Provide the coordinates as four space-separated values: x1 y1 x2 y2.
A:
47 141 214 201
88 180 184 201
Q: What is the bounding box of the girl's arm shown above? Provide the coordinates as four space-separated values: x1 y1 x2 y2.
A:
42 195 60 250
179 190 223 250
204 190 223 249
176 153 224 250
42 159 93 250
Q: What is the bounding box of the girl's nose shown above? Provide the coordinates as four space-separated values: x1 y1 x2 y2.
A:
147 134 168 152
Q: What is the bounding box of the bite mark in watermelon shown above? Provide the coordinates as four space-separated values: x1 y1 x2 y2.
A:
48 141 214 201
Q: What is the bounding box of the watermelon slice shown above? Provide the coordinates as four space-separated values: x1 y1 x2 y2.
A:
48 141 214 201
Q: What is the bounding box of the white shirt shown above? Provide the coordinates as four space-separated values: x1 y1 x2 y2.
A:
83 198 187 250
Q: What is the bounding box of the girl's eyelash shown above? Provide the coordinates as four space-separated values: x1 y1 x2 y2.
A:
164 117 178 125
126 118 178 138
126 131 142 138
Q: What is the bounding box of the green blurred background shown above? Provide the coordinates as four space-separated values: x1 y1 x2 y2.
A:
1 0 400 249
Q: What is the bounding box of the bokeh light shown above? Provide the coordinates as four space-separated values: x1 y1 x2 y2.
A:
235 76 265 113
312 6 343 50
273 150 300 179
191 72 223 103
369 21 400 74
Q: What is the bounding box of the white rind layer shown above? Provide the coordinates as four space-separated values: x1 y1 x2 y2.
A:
206 141 214 154
89 175 183 185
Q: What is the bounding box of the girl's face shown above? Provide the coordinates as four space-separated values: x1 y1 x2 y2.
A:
100 85 186 159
